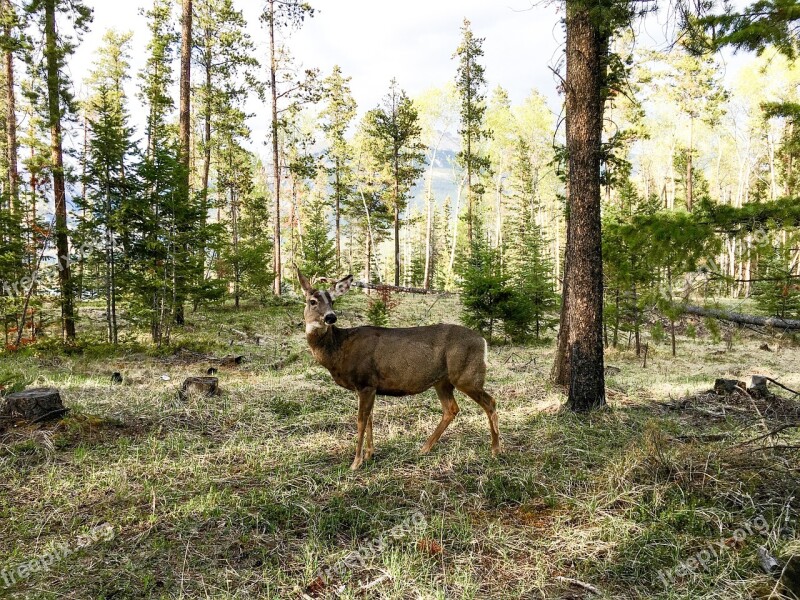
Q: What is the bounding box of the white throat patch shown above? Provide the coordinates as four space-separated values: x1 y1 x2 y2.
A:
306 322 325 334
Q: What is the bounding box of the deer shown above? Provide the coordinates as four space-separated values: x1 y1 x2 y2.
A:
296 268 501 470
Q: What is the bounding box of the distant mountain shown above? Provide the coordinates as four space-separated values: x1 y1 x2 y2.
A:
409 148 462 212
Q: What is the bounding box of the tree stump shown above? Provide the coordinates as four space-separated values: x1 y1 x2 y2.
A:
0 388 68 423
179 377 219 400
714 378 745 395
747 375 769 398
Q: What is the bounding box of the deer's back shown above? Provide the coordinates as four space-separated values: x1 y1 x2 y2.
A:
325 323 487 395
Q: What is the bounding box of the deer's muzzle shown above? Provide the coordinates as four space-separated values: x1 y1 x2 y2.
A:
324 313 337 325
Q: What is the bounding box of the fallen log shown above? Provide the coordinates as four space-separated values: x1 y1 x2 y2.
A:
350 280 454 296
683 305 800 331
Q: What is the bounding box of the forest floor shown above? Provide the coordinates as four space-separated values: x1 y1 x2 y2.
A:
0 292 799 599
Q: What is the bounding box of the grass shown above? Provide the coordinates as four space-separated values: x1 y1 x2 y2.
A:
0 291 798 599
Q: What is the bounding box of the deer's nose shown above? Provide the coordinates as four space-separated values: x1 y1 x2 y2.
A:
324 313 337 325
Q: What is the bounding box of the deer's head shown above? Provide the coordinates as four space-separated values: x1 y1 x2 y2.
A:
296 269 353 334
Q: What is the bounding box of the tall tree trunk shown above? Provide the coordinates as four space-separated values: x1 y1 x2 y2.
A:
335 160 341 269
394 168 400 286
686 116 694 212
200 41 212 238
44 0 75 342
176 0 192 324
268 0 282 295
3 0 19 223
562 2 606 411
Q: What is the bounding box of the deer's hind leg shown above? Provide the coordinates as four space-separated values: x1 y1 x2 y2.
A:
420 380 459 454
456 384 501 457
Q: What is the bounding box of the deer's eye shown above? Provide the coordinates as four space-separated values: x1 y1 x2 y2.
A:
309 299 317 306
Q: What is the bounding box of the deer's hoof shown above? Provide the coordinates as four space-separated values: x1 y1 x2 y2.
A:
364 449 374 461
419 445 431 455
350 458 363 470
491 445 502 458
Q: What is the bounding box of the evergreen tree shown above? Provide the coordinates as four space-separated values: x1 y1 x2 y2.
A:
0 0 23 288
453 18 491 245
753 240 800 320
79 29 136 344
262 0 316 296
363 78 425 286
193 0 258 246
459 217 511 341
503 138 558 341
320 64 356 269
300 188 336 279
26 0 92 341
129 0 183 345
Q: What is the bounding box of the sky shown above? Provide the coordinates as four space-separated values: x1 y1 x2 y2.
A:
68 0 746 165
70 0 569 162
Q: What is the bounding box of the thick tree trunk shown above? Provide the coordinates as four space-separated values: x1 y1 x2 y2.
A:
268 0 282 296
562 2 606 411
44 0 75 342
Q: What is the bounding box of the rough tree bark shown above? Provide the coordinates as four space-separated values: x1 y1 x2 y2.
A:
44 0 75 342
561 1 606 411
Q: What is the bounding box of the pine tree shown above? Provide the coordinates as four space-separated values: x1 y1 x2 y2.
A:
26 0 92 342
193 0 258 263
0 0 23 286
754 240 800 320
459 217 510 341
129 0 183 345
262 0 316 296
503 138 558 341
320 64 356 269
80 29 136 344
301 187 336 279
363 79 425 286
453 18 491 245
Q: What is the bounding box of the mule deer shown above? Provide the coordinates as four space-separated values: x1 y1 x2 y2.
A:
297 269 500 469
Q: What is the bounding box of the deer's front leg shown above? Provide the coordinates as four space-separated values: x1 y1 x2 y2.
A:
351 387 376 470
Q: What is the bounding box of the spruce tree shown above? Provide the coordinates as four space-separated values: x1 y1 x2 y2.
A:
363 79 425 286
453 18 491 245
301 189 336 280
320 64 356 269
26 0 92 341
80 29 136 344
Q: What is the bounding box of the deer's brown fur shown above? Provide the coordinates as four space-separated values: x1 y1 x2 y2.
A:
297 269 500 469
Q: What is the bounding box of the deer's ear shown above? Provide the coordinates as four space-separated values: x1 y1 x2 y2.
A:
330 275 353 299
296 268 312 295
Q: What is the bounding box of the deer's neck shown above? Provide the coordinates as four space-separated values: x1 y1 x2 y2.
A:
305 325 343 368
